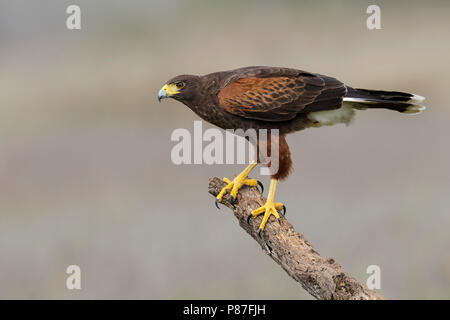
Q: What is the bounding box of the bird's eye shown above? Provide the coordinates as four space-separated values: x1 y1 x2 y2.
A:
175 81 185 89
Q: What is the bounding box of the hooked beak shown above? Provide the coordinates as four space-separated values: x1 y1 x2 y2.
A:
158 83 181 102
158 85 169 102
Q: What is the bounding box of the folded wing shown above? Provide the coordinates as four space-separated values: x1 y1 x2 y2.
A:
217 67 347 122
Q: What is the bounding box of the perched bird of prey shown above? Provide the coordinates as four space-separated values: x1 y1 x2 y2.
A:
158 66 425 236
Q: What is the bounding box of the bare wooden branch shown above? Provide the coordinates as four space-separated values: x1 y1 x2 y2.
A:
208 177 384 300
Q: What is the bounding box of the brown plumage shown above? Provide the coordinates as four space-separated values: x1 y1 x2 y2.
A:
256 134 292 180
158 66 426 234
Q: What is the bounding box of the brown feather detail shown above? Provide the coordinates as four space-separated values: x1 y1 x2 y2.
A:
219 77 301 109
217 71 346 122
257 134 292 180
218 76 311 121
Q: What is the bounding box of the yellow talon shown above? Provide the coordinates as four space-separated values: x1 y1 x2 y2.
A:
247 179 283 234
243 179 258 187
251 200 281 231
216 162 258 205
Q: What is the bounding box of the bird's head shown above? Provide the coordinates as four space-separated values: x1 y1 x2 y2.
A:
158 75 201 104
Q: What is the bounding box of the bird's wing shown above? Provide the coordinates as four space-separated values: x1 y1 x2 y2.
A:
217 67 347 122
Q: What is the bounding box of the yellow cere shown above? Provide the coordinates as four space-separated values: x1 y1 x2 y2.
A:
161 83 182 96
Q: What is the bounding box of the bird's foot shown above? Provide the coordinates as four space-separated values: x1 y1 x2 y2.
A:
215 175 263 209
247 200 285 237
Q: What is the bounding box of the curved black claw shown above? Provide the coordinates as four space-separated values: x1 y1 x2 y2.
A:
246 213 253 224
282 205 286 216
257 228 263 238
229 195 235 207
215 198 220 210
257 180 264 194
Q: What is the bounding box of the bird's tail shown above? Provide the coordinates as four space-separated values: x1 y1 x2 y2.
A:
343 87 426 114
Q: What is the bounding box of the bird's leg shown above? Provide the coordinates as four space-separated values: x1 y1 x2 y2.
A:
215 161 263 208
247 178 285 237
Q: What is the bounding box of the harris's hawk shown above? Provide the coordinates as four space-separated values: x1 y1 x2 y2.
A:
158 66 426 236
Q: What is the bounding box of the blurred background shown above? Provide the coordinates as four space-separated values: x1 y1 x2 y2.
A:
0 0 449 299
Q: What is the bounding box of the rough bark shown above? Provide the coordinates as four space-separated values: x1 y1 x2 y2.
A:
208 177 384 300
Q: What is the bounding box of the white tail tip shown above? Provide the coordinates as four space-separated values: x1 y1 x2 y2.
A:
409 94 426 103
